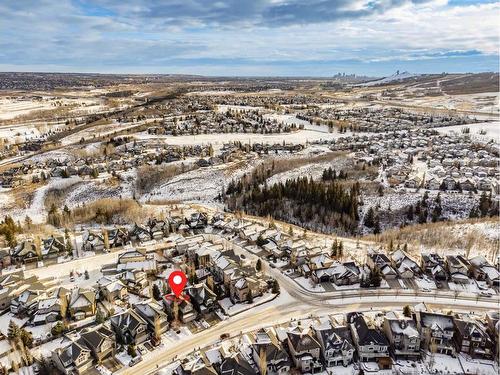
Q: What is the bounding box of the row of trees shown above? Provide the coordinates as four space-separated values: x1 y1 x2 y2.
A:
321 167 348 181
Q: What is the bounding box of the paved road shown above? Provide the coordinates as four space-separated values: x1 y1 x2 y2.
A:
118 236 500 374
120 288 498 375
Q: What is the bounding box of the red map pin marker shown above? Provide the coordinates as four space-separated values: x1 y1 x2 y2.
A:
168 270 187 297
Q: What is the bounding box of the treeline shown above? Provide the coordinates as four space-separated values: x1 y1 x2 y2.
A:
322 167 348 181
225 174 361 234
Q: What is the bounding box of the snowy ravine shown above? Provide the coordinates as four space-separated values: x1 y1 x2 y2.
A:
8 176 81 223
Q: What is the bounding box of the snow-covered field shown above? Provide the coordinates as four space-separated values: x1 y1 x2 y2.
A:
434 121 500 142
63 174 135 209
135 128 347 148
216 104 263 113
401 91 499 115
1 176 81 223
60 119 146 146
0 96 103 120
263 113 332 133
140 160 255 205
266 157 351 186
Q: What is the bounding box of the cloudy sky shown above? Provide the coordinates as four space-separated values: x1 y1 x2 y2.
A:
0 0 498 76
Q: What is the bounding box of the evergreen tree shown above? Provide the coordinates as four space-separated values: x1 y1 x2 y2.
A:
406 205 414 221
272 280 280 294
403 305 412 317
7 320 20 340
364 207 375 228
373 217 381 235
370 268 382 287
95 308 105 324
256 259 262 272
152 284 162 300
247 289 253 303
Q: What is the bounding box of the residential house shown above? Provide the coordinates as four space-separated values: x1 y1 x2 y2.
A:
30 296 61 325
52 340 93 375
416 311 455 355
110 309 149 345
10 284 47 315
391 249 421 279
41 236 66 258
219 351 255 375
80 325 116 363
469 256 500 287
313 322 354 367
367 252 397 279
107 227 130 248
97 277 128 303
188 283 217 314
68 288 96 320
383 313 421 360
229 275 266 304
11 240 39 262
348 313 391 369
446 255 470 284
454 318 494 359
421 253 447 280
82 231 105 252
286 327 323 373
163 296 197 323
134 302 169 337
117 248 157 273
250 328 291 375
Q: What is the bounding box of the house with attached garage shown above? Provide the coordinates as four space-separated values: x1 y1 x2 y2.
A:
110 309 149 345
367 251 397 279
52 340 93 375
421 253 447 280
162 295 197 323
133 302 169 337
219 351 256 375
10 283 48 316
41 236 66 258
129 223 150 243
468 256 500 287
11 240 39 262
106 227 130 248
229 273 266 303
390 249 421 279
30 296 61 325
188 283 217 314
97 276 128 303
416 311 455 356
348 312 392 369
68 288 97 320
453 318 494 360
286 327 323 374
146 218 170 239
383 312 421 360
81 230 105 252
117 247 157 273
250 328 292 375
79 324 116 363
446 255 470 284
313 321 354 367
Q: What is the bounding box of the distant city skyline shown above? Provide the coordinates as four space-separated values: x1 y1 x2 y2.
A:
0 0 498 76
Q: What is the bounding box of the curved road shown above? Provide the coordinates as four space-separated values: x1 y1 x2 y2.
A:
118 239 500 375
